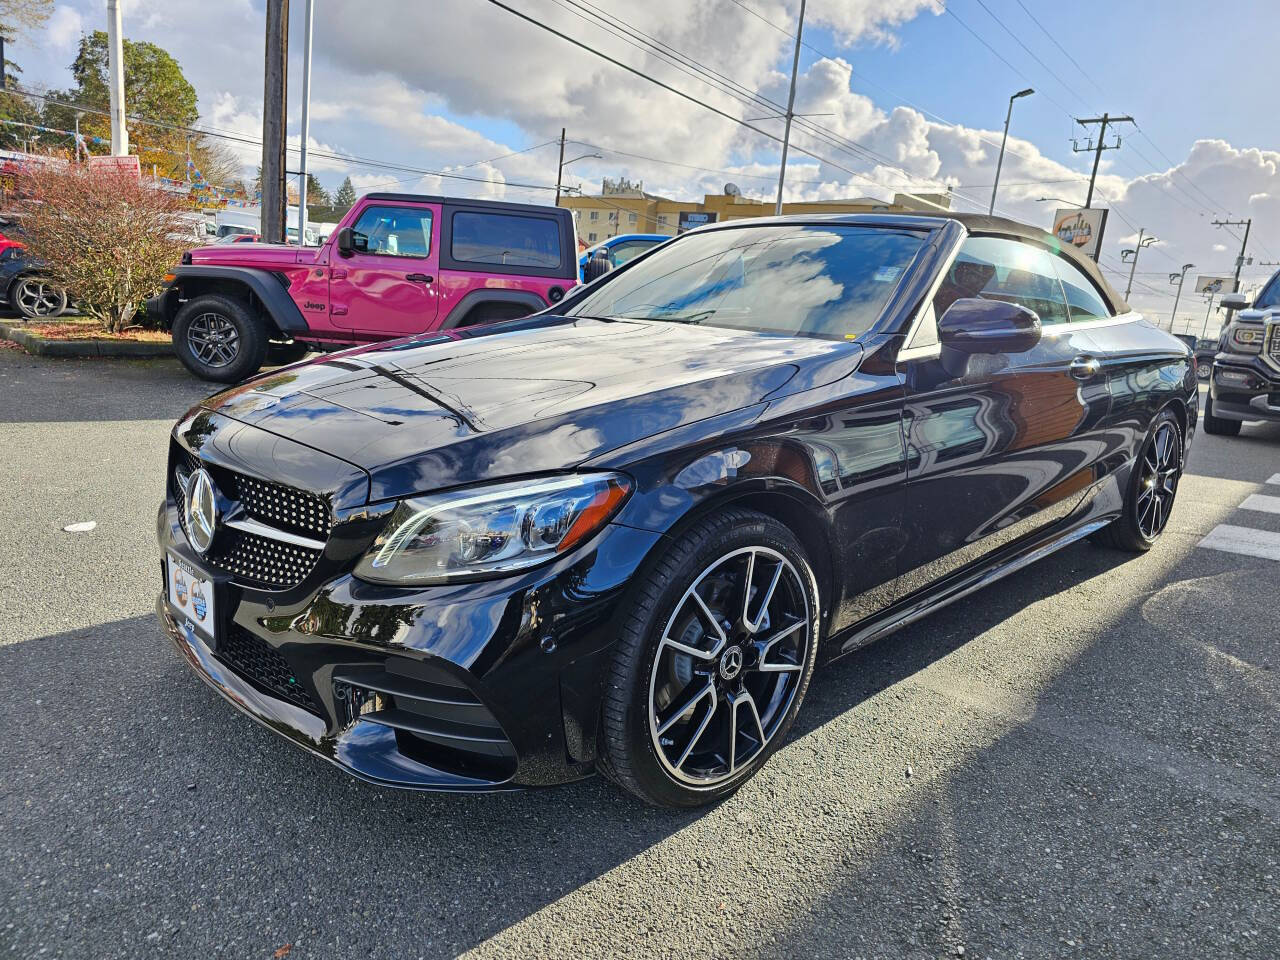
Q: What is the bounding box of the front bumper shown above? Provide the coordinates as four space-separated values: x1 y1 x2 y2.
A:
1209 354 1280 423
156 497 663 792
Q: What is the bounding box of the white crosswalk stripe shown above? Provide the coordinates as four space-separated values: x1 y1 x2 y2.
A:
1239 493 1280 515
1198 524 1280 562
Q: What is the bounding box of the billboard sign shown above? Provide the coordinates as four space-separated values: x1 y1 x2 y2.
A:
677 211 717 233
87 154 142 178
1195 275 1232 295
1052 207 1108 259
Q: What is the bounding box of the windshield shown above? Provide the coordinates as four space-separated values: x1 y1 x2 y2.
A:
1254 270 1280 310
566 224 925 340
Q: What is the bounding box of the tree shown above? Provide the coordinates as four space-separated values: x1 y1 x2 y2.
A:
305 173 329 208
0 0 52 152
17 164 192 331
334 176 357 209
0 0 52 37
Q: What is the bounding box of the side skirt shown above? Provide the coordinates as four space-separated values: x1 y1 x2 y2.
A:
824 512 1118 662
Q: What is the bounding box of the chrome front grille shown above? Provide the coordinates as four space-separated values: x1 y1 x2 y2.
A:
1266 322 1280 368
171 443 329 590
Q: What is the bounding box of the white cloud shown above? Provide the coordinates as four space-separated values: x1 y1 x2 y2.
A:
47 6 84 52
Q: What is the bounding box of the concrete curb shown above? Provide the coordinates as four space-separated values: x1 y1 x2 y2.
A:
0 322 173 358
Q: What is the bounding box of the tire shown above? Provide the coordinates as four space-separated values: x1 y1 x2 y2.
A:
266 339 310 365
598 509 821 808
1202 391 1241 437
172 294 267 383
1093 408 1183 552
583 256 613 283
11 275 68 319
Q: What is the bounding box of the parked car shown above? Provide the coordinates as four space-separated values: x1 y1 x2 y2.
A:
147 192 578 382
1202 270 1280 435
213 232 262 245
1193 337 1217 380
578 233 667 281
156 212 1196 807
0 244 69 319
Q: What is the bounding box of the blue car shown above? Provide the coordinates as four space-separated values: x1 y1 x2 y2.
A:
579 233 667 280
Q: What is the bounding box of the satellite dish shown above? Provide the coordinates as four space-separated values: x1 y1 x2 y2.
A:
724 182 741 197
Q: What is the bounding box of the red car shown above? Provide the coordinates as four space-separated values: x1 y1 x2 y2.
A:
146 193 578 381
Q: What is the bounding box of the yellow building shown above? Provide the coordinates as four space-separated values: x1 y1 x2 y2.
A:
559 178 951 246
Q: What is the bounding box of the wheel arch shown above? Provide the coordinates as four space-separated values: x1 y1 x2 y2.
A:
172 266 307 337
440 289 549 329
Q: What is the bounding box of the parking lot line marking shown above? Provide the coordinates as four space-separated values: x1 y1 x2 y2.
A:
1268 473 1280 485
1198 524 1280 562
1240 493 1280 515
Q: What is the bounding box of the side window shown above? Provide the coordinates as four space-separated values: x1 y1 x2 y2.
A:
349 205 433 258
450 212 561 268
1052 255 1112 321
932 236 1069 326
611 240 655 266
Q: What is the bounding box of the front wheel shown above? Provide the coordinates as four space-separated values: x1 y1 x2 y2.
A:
1093 409 1183 552
598 509 820 807
12 276 68 319
172 294 267 383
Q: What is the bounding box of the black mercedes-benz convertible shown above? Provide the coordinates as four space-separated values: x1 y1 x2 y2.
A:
157 212 1196 807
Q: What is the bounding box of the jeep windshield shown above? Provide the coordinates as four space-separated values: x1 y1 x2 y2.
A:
566 224 925 341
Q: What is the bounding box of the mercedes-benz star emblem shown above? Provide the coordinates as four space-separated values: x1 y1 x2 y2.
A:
184 468 219 555
719 645 744 681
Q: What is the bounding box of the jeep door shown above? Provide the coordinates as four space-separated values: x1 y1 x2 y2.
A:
329 200 441 337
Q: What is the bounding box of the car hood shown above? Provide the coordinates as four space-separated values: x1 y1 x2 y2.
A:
189 243 321 267
201 315 864 501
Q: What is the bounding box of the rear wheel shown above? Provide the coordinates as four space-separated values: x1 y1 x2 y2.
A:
12 276 67 319
1202 391 1241 436
172 294 267 383
1093 408 1183 552
598 509 820 807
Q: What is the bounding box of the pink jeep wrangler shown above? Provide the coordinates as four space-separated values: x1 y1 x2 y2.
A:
148 193 578 382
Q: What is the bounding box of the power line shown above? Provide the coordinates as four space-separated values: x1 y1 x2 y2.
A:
971 0 1091 113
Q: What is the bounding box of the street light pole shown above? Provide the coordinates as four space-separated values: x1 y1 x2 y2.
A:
1201 293 1218 340
1168 263 1194 333
1121 229 1158 300
106 0 128 156
297 0 314 246
990 88 1034 215
774 0 806 216
554 128 566 205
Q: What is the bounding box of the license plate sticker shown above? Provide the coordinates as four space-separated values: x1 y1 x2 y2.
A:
167 553 216 638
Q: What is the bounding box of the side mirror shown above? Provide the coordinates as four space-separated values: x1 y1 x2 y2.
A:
335 227 355 257
1219 292 1250 310
938 297 1042 355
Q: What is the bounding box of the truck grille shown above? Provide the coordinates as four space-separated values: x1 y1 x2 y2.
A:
218 624 318 713
1266 323 1280 365
172 444 329 591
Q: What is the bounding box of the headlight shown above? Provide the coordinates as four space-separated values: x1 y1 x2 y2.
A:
1229 325 1264 352
354 473 632 585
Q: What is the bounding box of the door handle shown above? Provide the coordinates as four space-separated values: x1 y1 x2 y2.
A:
1068 355 1102 381
406 273 433 284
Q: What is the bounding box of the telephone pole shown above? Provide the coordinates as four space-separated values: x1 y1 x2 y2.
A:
261 0 289 244
774 0 806 216
554 129 566 205
106 0 128 156
1212 218 1253 293
1072 113 1132 209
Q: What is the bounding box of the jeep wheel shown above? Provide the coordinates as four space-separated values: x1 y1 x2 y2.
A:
173 294 267 383
12 276 68 319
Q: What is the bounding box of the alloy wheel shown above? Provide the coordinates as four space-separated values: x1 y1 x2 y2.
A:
186 312 242 368
15 278 65 317
1136 421 1181 540
647 546 811 788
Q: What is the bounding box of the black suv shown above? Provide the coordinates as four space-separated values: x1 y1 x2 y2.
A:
1203 268 1280 436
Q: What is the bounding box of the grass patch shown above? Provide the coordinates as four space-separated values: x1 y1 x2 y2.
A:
16 317 169 343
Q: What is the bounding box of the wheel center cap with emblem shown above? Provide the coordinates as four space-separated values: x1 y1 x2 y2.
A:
184 468 219 555
719 645 744 681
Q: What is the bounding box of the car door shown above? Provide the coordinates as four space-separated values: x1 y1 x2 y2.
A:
330 201 441 337
893 234 1112 598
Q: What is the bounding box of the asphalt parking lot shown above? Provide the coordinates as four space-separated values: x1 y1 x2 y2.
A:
1 349 1277 960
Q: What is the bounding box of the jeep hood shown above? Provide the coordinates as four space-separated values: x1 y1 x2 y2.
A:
188 243 323 267
200 315 864 501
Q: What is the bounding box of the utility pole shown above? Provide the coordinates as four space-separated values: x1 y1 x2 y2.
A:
1168 263 1194 334
106 0 128 156
554 128 566 205
774 0 806 216
261 0 289 244
1201 292 1218 340
1121 228 1158 300
1212 218 1253 293
297 0 314 245
990 88 1034 215
1073 114 1132 209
